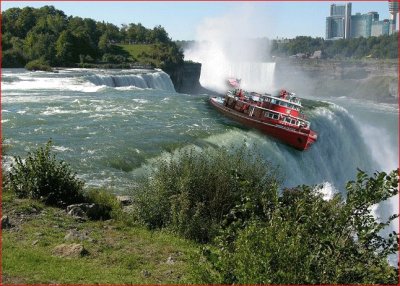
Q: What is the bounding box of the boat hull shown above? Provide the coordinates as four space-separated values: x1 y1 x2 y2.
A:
210 97 317 150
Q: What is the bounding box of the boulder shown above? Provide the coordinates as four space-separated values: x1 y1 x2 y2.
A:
53 243 89 258
64 229 90 241
116 195 133 206
66 203 107 220
1 215 12 229
141 270 151 278
166 256 175 265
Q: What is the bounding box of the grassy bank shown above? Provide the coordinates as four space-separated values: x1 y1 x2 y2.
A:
117 44 163 67
2 190 200 284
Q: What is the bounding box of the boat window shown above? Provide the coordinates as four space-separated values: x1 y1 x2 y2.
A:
291 119 296 125
273 114 279 120
284 117 291 123
271 99 276 104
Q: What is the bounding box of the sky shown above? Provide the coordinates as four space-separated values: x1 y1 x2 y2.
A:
1 1 393 40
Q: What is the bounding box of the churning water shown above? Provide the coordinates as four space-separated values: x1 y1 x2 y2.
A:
2 68 397 191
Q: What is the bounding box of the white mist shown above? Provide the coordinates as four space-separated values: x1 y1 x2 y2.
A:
184 4 275 93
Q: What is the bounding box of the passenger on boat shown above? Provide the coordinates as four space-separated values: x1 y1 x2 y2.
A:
280 89 288 99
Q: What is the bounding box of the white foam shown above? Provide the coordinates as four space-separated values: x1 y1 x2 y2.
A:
2 76 106 93
53 145 73 152
315 182 337 201
132 99 149 104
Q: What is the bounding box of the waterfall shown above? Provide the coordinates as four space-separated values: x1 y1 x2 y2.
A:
85 70 175 92
197 61 276 93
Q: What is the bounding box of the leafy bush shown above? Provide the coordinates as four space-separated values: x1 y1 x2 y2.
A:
84 189 123 220
8 141 84 207
133 145 279 242
25 59 53 72
199 169 399 284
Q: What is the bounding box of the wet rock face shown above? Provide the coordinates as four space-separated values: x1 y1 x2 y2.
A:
166 62 203 94
274 59 398 103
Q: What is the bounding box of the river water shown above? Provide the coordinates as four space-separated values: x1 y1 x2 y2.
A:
2 68 397 191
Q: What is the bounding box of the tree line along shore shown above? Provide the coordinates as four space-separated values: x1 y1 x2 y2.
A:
3 5 398 73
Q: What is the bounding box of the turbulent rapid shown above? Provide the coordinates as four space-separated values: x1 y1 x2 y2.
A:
2 68 397 192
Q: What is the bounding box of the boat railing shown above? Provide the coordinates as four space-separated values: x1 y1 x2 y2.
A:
233 99 310 126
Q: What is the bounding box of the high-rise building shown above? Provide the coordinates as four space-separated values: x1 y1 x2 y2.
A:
344 3 352 39
371 19 391 36
388 0 398 33
330 4 346 16
326 16 345 39
326 3 352 40
351 13 372 38
368 11 379 22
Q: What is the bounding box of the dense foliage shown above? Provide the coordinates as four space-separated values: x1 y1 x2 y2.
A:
271 34 398 59
4 138 399 283
25 58 53 72
198 169 399 284
2 6 183 69
133 145 279 242
133 145 399 284
7 141 85 207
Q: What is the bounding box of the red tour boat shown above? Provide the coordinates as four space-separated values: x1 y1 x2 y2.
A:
210 88 318 150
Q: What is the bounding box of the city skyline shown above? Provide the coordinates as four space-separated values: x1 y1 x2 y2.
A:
326 2 397 40
1 1 393 40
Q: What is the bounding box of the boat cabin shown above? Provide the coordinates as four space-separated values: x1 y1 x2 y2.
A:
225 89 311 130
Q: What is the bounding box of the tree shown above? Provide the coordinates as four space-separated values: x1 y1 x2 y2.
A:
23 32 56 64
55 30 75 65
10 7 36 38
98 32 111 53
151 25 170 43
8 141 85 207
68 17 99 60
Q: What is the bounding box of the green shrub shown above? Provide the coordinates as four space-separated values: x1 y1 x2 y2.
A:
7 141 84 207
84 189 123 220
25 59 53 72
200 169 399 284
133 145 279 242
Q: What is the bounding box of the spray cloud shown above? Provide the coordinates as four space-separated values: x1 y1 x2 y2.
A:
184 4 275 93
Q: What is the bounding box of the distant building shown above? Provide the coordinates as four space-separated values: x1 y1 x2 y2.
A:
371 19 391 36
351 13 372 38
326 3 352 40
326 2 397 40
326 16 345 39
369 11 379 22
310 50 323 59
388 0 398 33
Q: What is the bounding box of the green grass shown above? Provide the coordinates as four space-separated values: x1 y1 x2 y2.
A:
118 44 155 57
2 191 200 284
117 44 158 66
